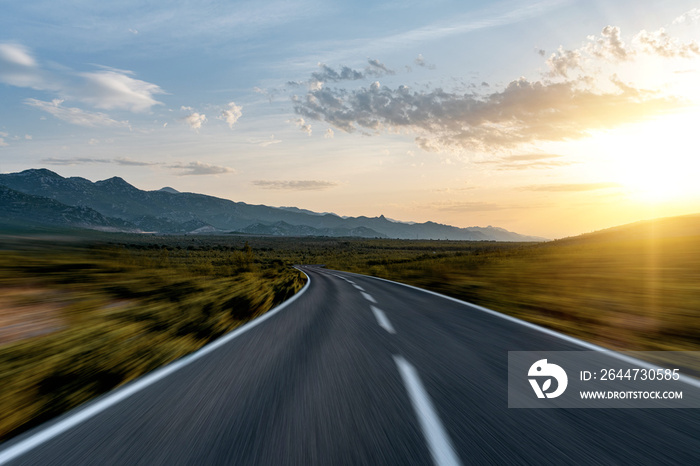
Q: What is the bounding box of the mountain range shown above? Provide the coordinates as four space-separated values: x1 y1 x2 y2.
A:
0 169 546 241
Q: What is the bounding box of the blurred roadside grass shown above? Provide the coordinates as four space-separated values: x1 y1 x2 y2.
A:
0 238 304 442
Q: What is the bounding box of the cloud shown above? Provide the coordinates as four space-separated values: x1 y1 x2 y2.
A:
293 76 684 152
324 128 335 139
0 138 8 147
41 156 156 166
366 59 395 76
249 135 282 147
77 70 165 112
25 99 130 128
673 8 700 25
312 63 364 85
42 157 111 165
169 162 235 175
520 182 621 192
114 157 155 166
479 153 575 170
546 24 699 78
305 60 397 89
184 112 207 130
414 54 435 69
0 43 164 113
546 46 582 77
0 42 36 67
585 26 631 61
290 117 312 135
252 180 338 191
219 102 242 129
0 42 51 90
633 28 700 58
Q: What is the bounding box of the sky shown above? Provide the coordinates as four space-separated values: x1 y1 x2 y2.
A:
1 0 700 238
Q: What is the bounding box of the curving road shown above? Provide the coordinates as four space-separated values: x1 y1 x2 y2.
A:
1 266 699 465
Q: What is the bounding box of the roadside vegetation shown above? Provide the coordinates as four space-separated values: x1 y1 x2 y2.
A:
0 236 304 441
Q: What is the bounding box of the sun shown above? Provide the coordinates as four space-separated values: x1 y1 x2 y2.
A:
600 107 700 204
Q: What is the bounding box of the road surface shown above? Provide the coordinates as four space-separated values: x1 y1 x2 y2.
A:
1 266 698 465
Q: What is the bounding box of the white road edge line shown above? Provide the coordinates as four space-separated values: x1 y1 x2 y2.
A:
394 355 462 466
370 305 396 334
0 270 312 465
340 270 700 390
361 291 377 303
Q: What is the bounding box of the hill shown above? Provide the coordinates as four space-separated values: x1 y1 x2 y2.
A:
0 168 546 240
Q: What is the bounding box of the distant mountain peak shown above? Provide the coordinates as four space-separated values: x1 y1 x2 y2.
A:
18 168 62 179
159 187 180 194
95 176 136 190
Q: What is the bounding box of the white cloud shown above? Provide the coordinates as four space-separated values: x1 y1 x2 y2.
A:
548 24 699 76
290 117 312 135
0 42 51 90
219 102 242 129
414 53 435 69
25 99 130 128
78 70 165 112
633 28 700 58
673 8 700 25
0 42 36 67
0 42 164 113
546 46 582 78
324 128 334 139
0 138 7 147
169 162 235 175
584 26 631 61
184 112 207 130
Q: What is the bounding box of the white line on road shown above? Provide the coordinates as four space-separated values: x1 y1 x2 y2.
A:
353 284 365 291
370 305 396 334
393 355 462 466
361 291 377 303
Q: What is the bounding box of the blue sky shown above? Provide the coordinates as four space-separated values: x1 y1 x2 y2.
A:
2 0 700 237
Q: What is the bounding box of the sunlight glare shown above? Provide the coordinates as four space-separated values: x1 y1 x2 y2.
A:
598 107 700 204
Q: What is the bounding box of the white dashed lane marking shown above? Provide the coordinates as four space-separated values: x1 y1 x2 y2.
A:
394 355 462 466
361 292 377 303
370 305 396 334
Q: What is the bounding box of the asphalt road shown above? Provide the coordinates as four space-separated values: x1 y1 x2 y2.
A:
1 266 699 465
